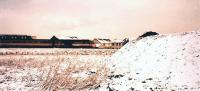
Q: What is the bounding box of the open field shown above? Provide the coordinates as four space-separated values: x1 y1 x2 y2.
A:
1 31 200 91
0 48 117 55
0 48 117 91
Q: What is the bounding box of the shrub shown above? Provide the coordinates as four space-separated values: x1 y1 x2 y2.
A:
138 31 159 39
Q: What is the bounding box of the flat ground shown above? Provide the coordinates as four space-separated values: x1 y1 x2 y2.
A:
0 48 117 91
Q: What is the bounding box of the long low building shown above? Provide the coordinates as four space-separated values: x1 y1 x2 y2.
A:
0 34 127 48
0 39 51 48
93 38 124 49
0 35 95 48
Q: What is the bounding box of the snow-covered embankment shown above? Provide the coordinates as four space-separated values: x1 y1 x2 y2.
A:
107 31 200 91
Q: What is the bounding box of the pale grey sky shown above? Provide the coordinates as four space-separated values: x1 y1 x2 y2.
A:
0 0 200 39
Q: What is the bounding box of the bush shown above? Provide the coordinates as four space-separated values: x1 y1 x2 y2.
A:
138 31 159 39
139 31 159 38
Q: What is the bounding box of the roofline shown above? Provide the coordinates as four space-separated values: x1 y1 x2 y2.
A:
0 34 33 36
52 38 83 40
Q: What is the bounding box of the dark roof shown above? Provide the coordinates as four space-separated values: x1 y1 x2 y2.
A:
0 34 32 36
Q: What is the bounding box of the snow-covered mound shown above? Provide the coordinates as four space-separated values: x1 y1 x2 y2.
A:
108 31 200 91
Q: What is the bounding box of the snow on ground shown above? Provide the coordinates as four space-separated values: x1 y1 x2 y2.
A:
104 31 200 91
0 49 116 91
1 31 200 91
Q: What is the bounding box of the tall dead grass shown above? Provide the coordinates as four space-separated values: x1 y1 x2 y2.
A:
41 60 109 91
0 55 109 91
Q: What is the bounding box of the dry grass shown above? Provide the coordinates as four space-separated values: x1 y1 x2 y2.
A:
0 57 46 68
0 55 109 91
41 59 109 91
0 68 8 75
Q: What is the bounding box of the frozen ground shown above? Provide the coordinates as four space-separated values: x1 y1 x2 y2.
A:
0 49 116 91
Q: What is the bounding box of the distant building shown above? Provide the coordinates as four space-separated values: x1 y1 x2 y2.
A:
93 38 124 49
0 34 36 40
0 34 125 49
111 39 123 49
50 36 64 48
51 36 95 48
93 38 112 48
52 36 78 40
0 35 95 48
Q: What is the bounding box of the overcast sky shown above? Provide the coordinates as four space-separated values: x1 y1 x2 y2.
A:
0 0 200 39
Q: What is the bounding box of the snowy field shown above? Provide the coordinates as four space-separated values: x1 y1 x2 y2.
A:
0 49 117 91
1 31 200 91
